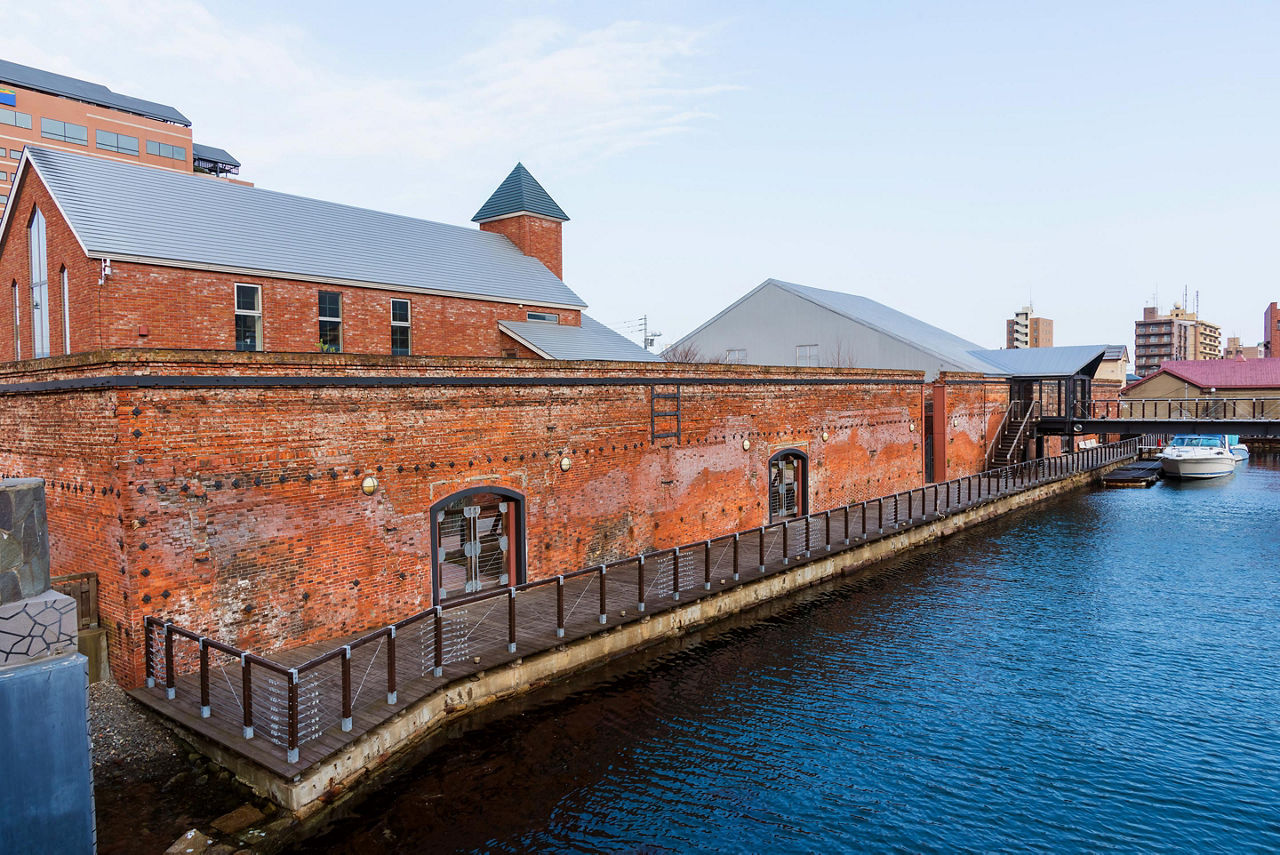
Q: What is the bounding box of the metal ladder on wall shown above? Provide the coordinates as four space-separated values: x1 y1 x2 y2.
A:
650 384 681 443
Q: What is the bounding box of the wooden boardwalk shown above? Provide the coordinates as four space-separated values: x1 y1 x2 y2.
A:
131 444 1135 780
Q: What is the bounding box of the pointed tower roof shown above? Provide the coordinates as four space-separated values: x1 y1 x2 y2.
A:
472 163 569 223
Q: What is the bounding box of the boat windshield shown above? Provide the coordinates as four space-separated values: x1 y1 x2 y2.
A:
1168 435 1225 448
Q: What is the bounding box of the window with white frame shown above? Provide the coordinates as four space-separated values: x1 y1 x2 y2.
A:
235 284 262 351
391 298 410 356
318 291 342 352
29 208 49 358
795 344 819 367
725 348 747 364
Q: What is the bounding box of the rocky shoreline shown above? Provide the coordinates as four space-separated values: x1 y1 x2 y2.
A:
90 681 284 855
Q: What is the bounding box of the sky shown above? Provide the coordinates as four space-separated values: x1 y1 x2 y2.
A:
6 1 1278 356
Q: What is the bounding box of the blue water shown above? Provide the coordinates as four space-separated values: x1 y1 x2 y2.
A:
314 458 1280 853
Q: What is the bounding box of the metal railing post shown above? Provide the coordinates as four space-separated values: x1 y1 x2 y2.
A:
732 532 740 581
781 521 789 564
843 505 851 545
341 646 352 732
703 541 712 591
758 526 766 572
804 514 812 557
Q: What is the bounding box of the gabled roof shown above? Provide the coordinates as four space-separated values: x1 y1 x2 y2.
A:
670 279 1115 379
769 280 997 373
192 143 240 168
472 163 569 223
0 58 190 126
1125 358 1280 392
498 315 655 362
13 146 586 309
969 345 1109 378
1103 344 1129 362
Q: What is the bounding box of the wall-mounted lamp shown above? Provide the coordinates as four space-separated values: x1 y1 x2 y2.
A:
361 476 378 495
560 457 572 471
821 431 829 441
909 422 916 432
742 439 751 451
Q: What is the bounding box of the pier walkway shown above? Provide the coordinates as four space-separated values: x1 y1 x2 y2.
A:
132 439 1139 781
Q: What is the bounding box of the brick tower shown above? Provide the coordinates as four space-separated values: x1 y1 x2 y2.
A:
472 163 569 279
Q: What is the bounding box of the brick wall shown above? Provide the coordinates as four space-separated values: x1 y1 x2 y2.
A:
479 215 563 279
0 351 929 686
0 168 581 361
937 375 1011 477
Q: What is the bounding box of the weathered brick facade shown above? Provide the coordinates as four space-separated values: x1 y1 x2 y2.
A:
479 215 564 279
0 350 1036 687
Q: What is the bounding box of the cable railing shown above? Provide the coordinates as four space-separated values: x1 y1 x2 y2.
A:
143 436 1141 766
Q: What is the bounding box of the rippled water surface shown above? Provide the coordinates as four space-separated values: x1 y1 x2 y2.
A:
313 459 1280 853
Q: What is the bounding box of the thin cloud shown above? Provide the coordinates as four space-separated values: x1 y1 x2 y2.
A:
5 0 735 210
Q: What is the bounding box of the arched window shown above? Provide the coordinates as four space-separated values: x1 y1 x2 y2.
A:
768 449 808 521
28 207 49 358
430 487 526 604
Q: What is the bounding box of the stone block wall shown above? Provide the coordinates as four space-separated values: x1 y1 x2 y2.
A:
0 478 50 604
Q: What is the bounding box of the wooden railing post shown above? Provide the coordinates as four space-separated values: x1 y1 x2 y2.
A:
144 618 155 688
598 566 608 624
843 505 851 545
556 576 566 637
164 622 175 700
199 638 210 718
825 510 832 550
241 654 253 739
803 514 812 557
506 590 517 653
286 669 299 764
671 548 681 600
387 626 398 704
638 554 647 611
433 606 444 676
341 646 352 732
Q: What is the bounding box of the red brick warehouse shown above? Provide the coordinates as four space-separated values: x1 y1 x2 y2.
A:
0 147 1005 685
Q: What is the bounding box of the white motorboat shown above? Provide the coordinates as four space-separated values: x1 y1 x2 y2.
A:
1159 434 1237 480
1227 434 1250 461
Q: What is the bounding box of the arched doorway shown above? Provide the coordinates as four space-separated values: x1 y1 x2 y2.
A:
768 449 808 521
430 487 526 604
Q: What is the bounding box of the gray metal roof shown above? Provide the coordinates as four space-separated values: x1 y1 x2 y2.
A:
192 143 240 168
0 59 190 126
969 345 1109 377
498 315 656 362
472 163 569 223
23 146 587 308
773 280 997 373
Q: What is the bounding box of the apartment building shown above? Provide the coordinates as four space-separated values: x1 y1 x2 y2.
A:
1265 302 1280 358
1133 303 1221 377
1223 336 1262 360
1005 306 1053 349
0 59 241 217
